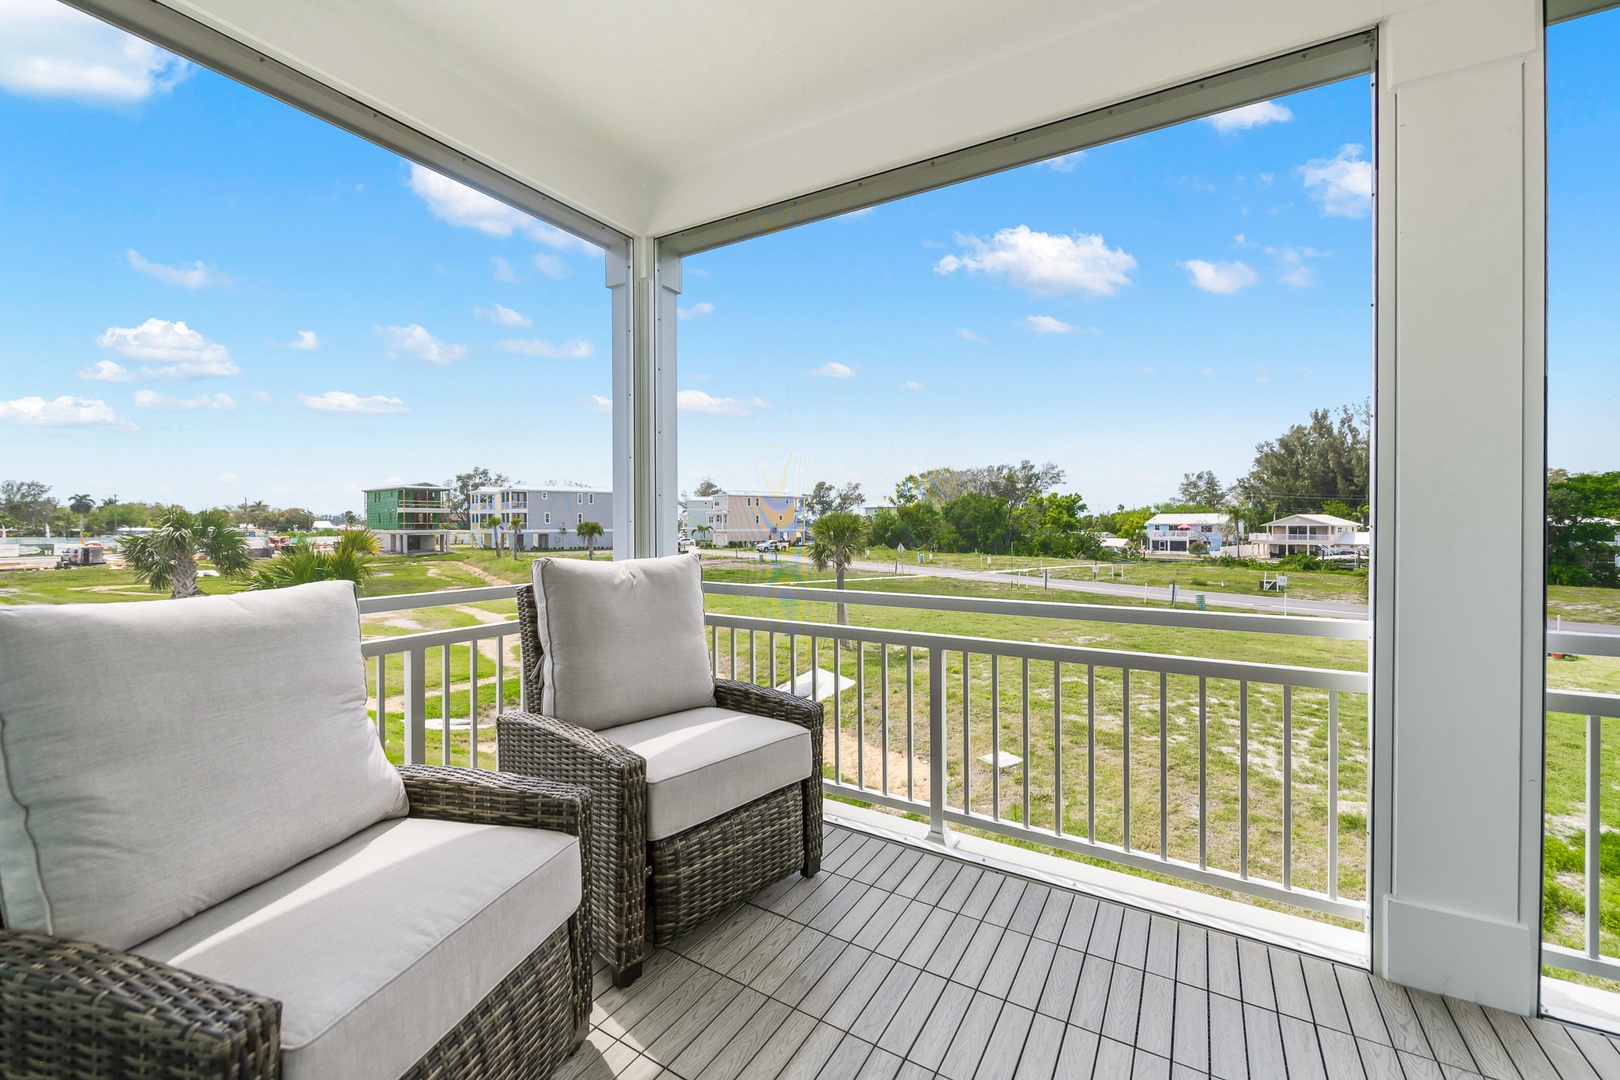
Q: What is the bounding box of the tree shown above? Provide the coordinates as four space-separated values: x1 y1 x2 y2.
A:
448 467 511 527
1 480 53 530
486 513 505 555
343 510 358 528
577 520 604 559
1320 499 1367 524
121 506 253 598
1177 471 1225 508
807 511 870 625
694 478 723 497
68 493 94 534
807 481 837 519
1547 471 1620 588
1016 493 1097 557
1230 403 1369 514
250 528 381 590
941 492 1010 553
833 483 864 513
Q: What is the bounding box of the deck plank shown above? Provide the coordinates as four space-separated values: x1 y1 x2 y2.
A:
1356 1037 1406 1080
1565 1025 1620 1080
1483 1006 1561 1080
1268 947 1314 1022
849 961 923 1044
907 981 977 1072
1088 903 1126 960
1206 932 1242 1001
850 892 915 952
1013 1013 1066 1080
1172 985 1210 1073
951 920 1008 988
820 951 897 1032
1243 1004 1288 1080
765 935 849 1009
897 906 957 969
1444 997 1520 1080
1032 889 1074 944
1370 976 1433 1059
774 1022 846 1080
1070 954 1115 1032
1117 908 1153 970
981 930 1033 999
1176 924 1209 990
1235 939 1276 1010
814 1034 874 1079
1406 988 1476 1072
985 877 1028 928
1010 884 1052 936
1207 992 1246 1080
1147 917 1180 980
1056 1026 1101 1078
1319 1027 1369 1080
875 898 936 960
1301 956 1352 1035
1103 963 1146 1046
1060 895 1100 952
797 945 881 1019
694 997 793 1080
1033 945 1083 1019
1136 973 1176 1059
1279 1012 1330 1080
1335 966 1393 1046
976 1002 1036 1080
875 970 950 1059
667 986 769 1078
958 870 1005 920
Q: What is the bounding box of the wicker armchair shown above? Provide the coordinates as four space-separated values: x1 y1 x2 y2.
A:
0 766 593 1080
500 582 823 987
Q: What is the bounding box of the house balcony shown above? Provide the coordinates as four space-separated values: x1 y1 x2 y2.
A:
347 582 1620 1077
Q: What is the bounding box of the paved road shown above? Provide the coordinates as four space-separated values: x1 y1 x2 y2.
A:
707 550 1620 638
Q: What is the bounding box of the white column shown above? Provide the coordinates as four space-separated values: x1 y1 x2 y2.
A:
1372 0 1546 1014
608 236 681 559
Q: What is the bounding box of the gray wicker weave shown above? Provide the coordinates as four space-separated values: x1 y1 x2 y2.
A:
0 766 592 1080
500 583 823 987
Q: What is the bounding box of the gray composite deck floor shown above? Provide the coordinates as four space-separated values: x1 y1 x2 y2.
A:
555 822 1620 1080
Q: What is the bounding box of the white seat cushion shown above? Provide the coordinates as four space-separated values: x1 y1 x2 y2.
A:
133 816 580 1080
600 707 812 841
531 554 714 730
0 581 406 949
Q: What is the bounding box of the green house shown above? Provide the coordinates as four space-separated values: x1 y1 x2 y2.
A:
363 483 453 553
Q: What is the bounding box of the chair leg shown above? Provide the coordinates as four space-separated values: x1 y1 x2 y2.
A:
612 961 643 989
802 852 820 877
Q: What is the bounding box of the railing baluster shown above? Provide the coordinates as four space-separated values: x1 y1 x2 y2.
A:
770 631 777 688
811 636 820 704
1240 679 1249 879
962 651 972 814
1199 676 1208 870
1087 663 1095 841
991 655 1001 821
789 633 798 694
1589 713 1604 960
1328 689 1338 900
1022 658 1031 829
496 634 505 717
906 646 915 800
929 646 946 845
750 629 758 684
710 624 719 677
1283 685 1293 889
730 627 737 681
1160 670 1168 860
375 654 387 750
403 646 427 765
1123 668 1131 852
469 641 478 768
856 641 865 788
833 634 842 783
881 645 890 796
440 645 451 767
1055 661 1064 836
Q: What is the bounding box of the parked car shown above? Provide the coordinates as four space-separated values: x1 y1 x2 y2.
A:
677 535 695 552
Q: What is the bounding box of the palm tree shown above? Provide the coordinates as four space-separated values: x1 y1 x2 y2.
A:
577 519 604 559
68 493 94 535
807 511 870 626
343 510 358 528
486 513 505 555
121 506 253 598
250 528 381 590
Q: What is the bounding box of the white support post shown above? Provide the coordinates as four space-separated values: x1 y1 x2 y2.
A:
1371 0 1546 1014
609 236 681 559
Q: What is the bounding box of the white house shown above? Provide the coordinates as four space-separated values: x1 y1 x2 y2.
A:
1258 513 1367 558
1143 512 1228 554
471 485 611 551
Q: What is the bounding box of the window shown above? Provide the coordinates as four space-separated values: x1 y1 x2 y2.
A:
544 512 551 524
577 513 583 524
589 493 595 504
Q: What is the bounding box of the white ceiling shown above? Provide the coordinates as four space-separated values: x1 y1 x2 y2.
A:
158 0 1411 238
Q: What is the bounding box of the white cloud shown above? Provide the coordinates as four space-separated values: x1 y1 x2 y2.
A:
133 389 235 411
298 391 409 415
1302 144 1372 218
677 390 770 417
904 381 925 392
496 337 594 359
936 225 1135 297
0 0 191 104
406 164 601 252
250 389 274 405
808 362 855 379
477 303 531 328
98 318 238 378
491 256 517 282
578 394 612 413
379 324 468 365
288 330 319 350
955 328 987 344
533 253 565 279
1179 259 1259 295
1042 151 1086 172
1268 245 1326 287
126 249 223 289
0 394 123 427
677 301 715 320
1205 100 1293 134
78 359 134 382
218 472 238 484
1025 315 1076 335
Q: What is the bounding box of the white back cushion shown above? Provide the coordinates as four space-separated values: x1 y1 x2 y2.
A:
532 554 714 729
0 581 407 949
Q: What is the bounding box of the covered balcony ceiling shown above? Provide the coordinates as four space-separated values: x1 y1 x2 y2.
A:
104 0 1405 236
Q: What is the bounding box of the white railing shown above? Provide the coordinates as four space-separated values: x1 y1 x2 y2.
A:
357 580 1372 922
1542 622 1620 982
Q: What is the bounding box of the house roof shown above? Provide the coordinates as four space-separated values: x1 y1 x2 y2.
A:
84 0 1415 239
1144 513 1227 527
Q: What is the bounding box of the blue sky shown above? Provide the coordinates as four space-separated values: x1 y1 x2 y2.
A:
0 0 1613 516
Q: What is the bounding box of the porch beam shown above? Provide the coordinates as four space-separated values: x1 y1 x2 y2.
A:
610 238 681 559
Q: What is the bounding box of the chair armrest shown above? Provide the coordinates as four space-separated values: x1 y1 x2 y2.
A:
715 678 824 732
398 764 591 838
0 928 280 1080
497 712 648 977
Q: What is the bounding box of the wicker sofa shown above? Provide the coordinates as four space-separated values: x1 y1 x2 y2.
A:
498 554 823 987
0 582 592 1080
